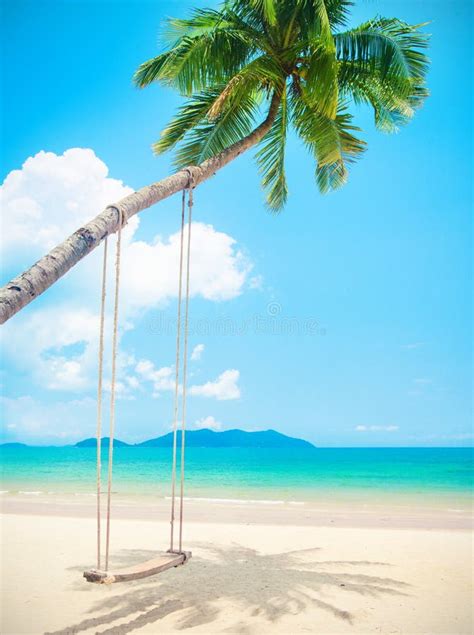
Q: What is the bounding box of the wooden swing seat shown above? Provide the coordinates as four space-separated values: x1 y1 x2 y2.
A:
83 550 191 584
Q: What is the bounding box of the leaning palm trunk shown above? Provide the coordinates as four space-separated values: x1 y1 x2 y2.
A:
0 93 281 324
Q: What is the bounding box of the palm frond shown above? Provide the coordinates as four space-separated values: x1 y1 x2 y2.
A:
335 18 430 82
249 0 277 26
165 8 229 39
153 89 225 155
325 0 353 28
173 91 261 168
292 92 366 192
136 1 430 211
225 0 274 31
255 88 288 211
207 55 284 119
338 60 429 132
294 0 334 47
304 44 339 119
134 11 258 94
166 7 268 49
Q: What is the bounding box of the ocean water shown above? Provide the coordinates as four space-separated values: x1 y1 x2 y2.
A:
0 446 472 505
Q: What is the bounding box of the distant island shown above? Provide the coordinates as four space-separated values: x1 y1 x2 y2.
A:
75 437 130 448
1 429 315 449
0 428 315 449
75 429 314 449
136 429 314 449
0 442 28 448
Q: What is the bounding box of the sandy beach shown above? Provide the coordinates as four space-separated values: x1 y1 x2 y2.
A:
1 498 472 635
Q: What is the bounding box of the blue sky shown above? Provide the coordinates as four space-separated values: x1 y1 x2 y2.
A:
1 0 472 446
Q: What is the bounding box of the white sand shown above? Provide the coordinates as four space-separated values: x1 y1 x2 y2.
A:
1 508 472 635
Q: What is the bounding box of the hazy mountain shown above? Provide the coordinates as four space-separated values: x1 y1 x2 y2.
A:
0 442 28 448
75 437 130 448
5 429 314 449
137 428 314 449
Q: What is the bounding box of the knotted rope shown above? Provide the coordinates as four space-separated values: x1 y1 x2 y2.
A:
95 236 108 570
94 174 193 570
179 182 193 553
170 171 194 554
104 207 125 571
169 189 186 553
95 208 125 572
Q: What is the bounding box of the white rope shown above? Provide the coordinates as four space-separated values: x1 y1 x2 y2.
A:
94 188 191 567
105 209 124 571
178 184 193 553
169 190 186 553
96 236 108 570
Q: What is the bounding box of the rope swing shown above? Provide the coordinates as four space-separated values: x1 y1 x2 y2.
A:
85 176 194 584
93 205 124 573
169 178 193 554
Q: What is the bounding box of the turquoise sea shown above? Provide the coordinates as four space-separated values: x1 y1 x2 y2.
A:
1 446 472 505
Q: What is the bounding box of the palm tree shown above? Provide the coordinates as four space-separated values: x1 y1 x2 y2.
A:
134 0 429 211
0 0 429 322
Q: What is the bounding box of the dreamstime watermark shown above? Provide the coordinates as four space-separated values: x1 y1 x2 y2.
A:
147 302 327 337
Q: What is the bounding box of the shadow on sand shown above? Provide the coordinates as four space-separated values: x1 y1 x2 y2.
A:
46 543 409 634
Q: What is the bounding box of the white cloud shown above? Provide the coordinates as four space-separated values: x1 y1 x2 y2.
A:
1 149 256 395
191 344 205 361
134 358 241 402
0 305 98 391
355 425 399 432
193 415 222 431
190 369 240 401
413 378 432 385
126 376 140 390
0 148 135 258
135 359 175 397
0 303 142 397
120 222 252 313
1 395 96 445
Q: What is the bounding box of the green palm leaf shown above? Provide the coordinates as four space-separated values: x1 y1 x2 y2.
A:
325 0 352 28
155 53 284 162
294 0 334 46
335 18 430 81
255 88 288 211
173 91 261 168
207 55 284 120
136 0 430 210
249 0 277 26
304 44 339 119
292 92 366 192
339 61 428 132
134 11 258 94
153 89 227 156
